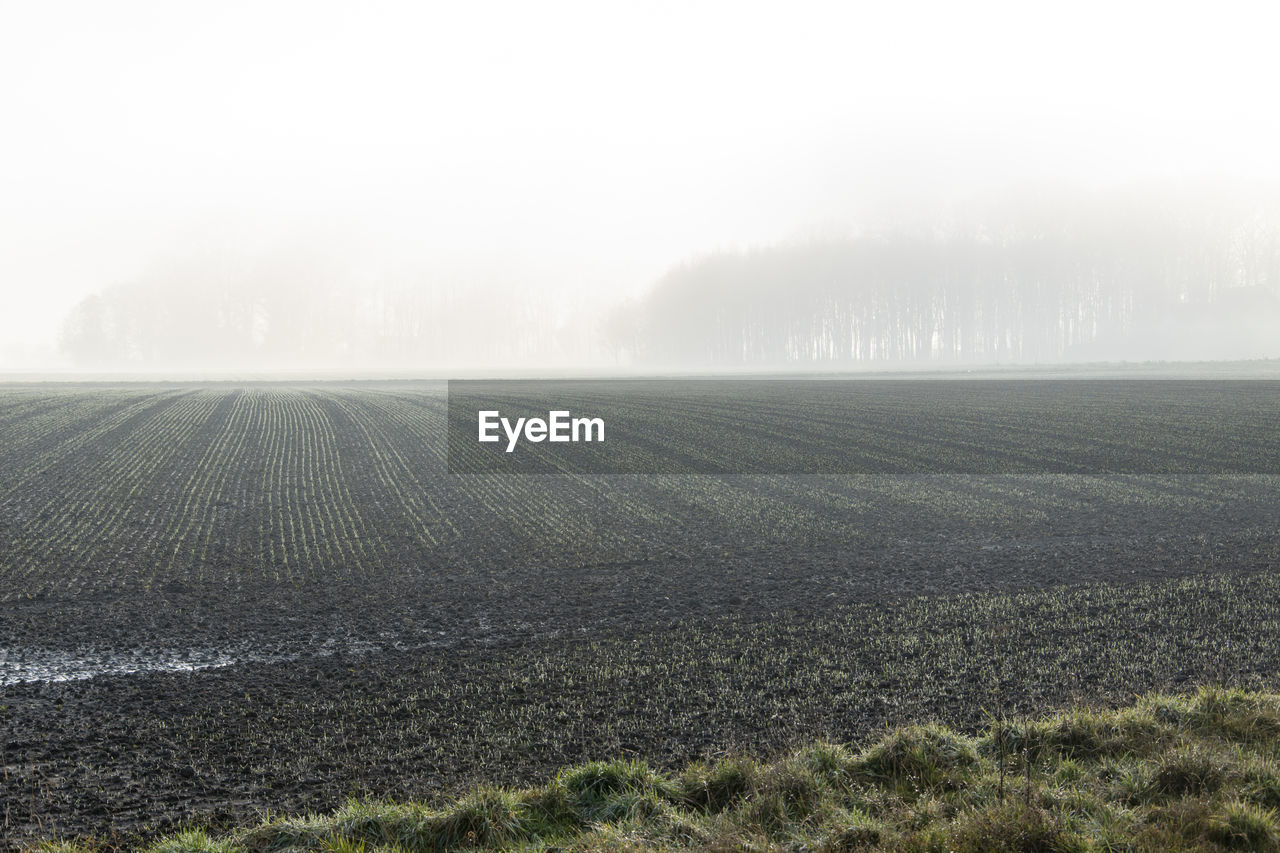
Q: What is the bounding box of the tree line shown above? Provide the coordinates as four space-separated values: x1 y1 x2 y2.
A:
60 186 1280 369
616 188 1280 366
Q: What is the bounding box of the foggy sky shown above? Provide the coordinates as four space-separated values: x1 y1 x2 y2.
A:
3 1 1280 369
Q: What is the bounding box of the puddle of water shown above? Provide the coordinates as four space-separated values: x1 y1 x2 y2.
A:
0 637 390 685
0 645 247 685
1 620 535 685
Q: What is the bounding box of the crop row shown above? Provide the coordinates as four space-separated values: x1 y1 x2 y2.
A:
2 383 1277 606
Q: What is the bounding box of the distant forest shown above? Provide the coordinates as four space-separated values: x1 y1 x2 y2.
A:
61 187 1280 368
58 259 595 370
620 188 1280 366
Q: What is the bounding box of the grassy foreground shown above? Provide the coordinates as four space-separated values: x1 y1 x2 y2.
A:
32 687 1280 853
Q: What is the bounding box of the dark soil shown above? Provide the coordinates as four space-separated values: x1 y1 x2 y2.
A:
4 530 1279 849
3 384 1279 849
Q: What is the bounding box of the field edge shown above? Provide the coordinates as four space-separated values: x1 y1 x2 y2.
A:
23 685 1280 853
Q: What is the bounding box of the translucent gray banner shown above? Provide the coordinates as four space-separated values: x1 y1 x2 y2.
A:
446 379 1280 474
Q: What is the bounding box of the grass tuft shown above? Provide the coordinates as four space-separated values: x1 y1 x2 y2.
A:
431 786 530 848
554 758 674 823
675 756 761 814
942 801 1076 853
854 723 978 791
24 688 1280 853
1205 800 1280 850
148 830 244 853
1145 746 1229 800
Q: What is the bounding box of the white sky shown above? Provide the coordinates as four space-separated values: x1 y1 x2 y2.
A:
2 0 1279 356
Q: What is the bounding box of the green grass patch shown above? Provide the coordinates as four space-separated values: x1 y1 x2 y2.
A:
25 686 1280 852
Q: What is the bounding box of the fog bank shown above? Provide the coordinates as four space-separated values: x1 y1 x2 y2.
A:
5 2 1280 372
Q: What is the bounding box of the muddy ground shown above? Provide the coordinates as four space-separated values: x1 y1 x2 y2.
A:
3 384 1279 848
4 527 1279 849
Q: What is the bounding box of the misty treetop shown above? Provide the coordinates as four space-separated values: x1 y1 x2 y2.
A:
623 187 1280 366
59 186 1280 369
